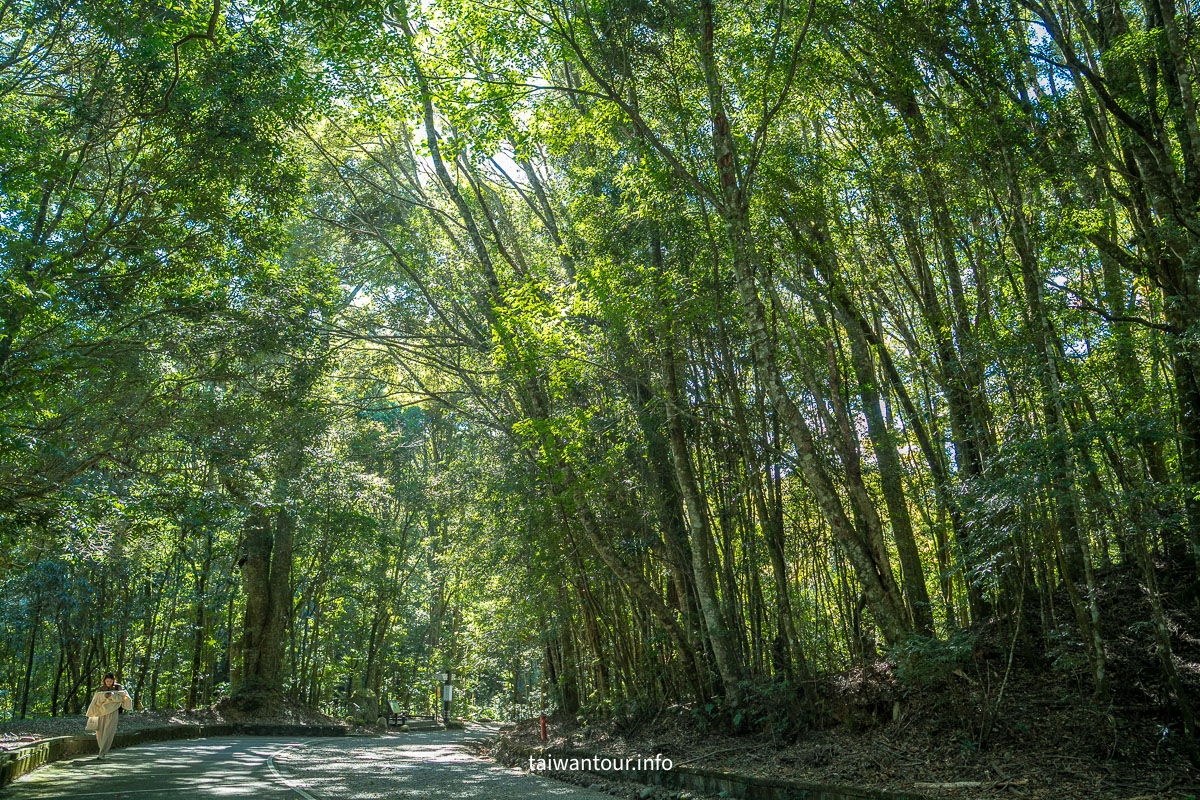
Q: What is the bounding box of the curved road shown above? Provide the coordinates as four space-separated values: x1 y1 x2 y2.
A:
1 728 615 799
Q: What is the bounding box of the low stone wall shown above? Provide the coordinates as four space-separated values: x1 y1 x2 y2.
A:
507 743 932 800
0 723 347 789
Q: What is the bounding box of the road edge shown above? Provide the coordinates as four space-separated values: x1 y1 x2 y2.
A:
0 724 347 789
268 738 337 800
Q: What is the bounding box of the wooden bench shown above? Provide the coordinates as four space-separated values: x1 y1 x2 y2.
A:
386 701 438 727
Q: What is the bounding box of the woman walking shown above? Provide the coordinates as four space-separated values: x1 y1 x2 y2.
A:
85 673 131 760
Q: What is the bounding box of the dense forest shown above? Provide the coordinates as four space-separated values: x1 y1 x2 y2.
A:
1 0 1198 770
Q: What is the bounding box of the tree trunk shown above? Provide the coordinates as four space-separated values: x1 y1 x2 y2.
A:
19 591 39 719
188 531 212 709
555 584 581 714
662 332 746 705
239 503 294 692
695 0 910 643
841 305 935 636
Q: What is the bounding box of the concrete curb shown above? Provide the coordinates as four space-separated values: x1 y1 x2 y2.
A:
502 743 934 800
0 723 347 789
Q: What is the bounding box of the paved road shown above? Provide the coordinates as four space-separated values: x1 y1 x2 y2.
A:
2 737 306 799
1 729 616 800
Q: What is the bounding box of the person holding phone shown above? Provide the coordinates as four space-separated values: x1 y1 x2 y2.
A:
85 673 132 760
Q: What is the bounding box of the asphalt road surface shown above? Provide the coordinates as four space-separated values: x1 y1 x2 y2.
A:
1 729 616 800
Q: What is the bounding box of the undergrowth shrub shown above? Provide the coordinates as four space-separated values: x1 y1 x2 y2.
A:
891 630 976 689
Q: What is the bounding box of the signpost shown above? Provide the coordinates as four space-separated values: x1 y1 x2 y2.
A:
436 670 455 724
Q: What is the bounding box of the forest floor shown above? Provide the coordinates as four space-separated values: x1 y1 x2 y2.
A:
492 680 1196 800
491 646 1199 799
490 569 1200 800
0 697 340 750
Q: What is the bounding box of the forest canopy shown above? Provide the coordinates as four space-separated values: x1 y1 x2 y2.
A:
1 0 1198 766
